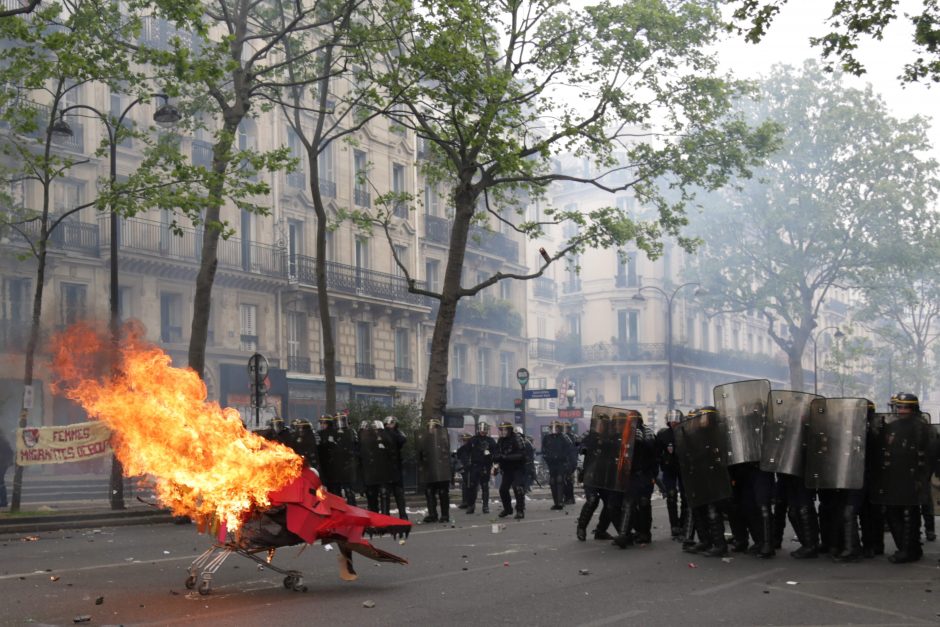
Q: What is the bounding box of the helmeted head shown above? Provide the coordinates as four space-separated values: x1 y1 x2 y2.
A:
478 421 491 436
666 409 684 426
270 417 285 432
895 392 920 415
563 421 574 434
551 420 563 434
460 432 472 442
336 414 349 430
697 405 718 425
292 418 313 433
427 417 443 431
383 415 398 429
593 414 610 433
318 414 334 430
498 421 514 437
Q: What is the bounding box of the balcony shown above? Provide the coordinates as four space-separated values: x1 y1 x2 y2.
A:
287 355 311 373
395 366 413 382
393 201 408 219
11 218 100 256
320 359 343 376
448 381 516 409
423 214 519 262
293 255 431 307
216 237 287 278
355 362 376 379
354 187 371 207
287 170 306 189
239 334 258 352
191 140 213 168
562 279 581 294
318 178 336 198
161 326 182 343
528 338 557 361
533 277 556 300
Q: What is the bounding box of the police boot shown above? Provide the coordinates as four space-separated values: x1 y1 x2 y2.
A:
889 507 923 564
379 487 391 516
481 481 490 513
422 489 439 523
702 505 728 557
790 505 819 559
773 501 788 550
612 500 635 549
439 487 451 523
593 504 614 540
635 497 653 544
550 478 564 510
666 491 681 539
757 505 776 558
727 503 750 553
393 485 408 521
922 503 936 541
576 493 600 541
681 508 701 553
564 475 576 504
513 485 526 519
832 506 861 563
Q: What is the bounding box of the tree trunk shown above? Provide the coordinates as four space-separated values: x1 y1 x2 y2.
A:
309 153 336 415
187 130 236 379
420 186 475 420
787 348 805 393
11 236 49 512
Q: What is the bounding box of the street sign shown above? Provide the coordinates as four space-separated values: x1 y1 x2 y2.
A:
516 367 529 387
523 388 558 400
558 407 584 420
514 411 523 425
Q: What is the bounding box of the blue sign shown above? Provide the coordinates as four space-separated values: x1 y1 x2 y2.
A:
523 388 558 400
514 411 523 424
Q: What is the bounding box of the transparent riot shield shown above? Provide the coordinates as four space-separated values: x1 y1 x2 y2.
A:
674 411 732 508
804 398 867 490
335 428 360 485
359 427 393 487
870 412 932 506
417 426 452 485
714 379 770 465
581 405 638 493
760 390 820 476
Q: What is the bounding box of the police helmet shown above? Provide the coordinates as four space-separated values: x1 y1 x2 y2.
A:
383 415 397 428
895 392 920 413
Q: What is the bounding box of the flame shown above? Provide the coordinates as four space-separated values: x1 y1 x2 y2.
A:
49 321 302 530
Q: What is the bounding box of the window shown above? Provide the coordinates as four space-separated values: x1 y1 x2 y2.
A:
716 325 723 352
160 292 183 343
615 252 637 287
392 163 407 217
356 321 373 377
287 127 304 188
499 280 511 301
686 316 695 346
287 312 305 360
567 313 581 338
240 209 252 271
2 277 30 323
424 183 440 216
425 259 440 293
732 327 740 351
60 283 86 326
617 310 638 345
395 328 411 374
54 180 83 219
118 286 132 321
288 220 302 279
536 316 546 338
476 347 490 386
239 303 258 351
393 244 407 278
452 343 467 380
499 351 513 387
318 141 335 197
355 238 369 288
620 374 640 401
701 320 709 352
353 149 370 207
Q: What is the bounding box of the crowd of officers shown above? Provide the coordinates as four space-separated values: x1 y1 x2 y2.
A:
574 383 939 565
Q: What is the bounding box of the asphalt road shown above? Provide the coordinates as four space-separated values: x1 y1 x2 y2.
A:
2 499 940 626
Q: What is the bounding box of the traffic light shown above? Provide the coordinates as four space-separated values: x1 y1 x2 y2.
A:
513 398 523 410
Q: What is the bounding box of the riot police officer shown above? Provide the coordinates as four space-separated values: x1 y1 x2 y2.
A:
317 414 360 506
562 422 579 505
618 411 658 547
289 418 319 470
465 422 496 514
417 418 453 523
494 421 527 519
359 419 393 514
542 421 573 510
383 415 408 520
656 410 684 539
455 432 473 509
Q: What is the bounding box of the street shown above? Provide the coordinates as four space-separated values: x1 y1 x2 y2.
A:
1 499 939 626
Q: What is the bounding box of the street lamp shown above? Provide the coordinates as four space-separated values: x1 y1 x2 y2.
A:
632 282 705 412
50 93 180 510
809 325 845 395
566 387 575 409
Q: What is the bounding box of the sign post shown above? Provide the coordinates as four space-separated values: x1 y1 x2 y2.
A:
516 368 529 434
247 353 269 428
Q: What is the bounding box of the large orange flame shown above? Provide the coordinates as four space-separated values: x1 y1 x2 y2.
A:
49 322 302 530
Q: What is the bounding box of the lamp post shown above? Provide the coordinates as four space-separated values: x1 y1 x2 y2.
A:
809 325 845 395
566 387 575 409
632 282 704 413
51 94 180 510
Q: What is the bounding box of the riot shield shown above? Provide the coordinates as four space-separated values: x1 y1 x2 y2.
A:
674 412 732 508
870 412 932 506
417 426 452 484
760 390 820 476
581 405 637 493
359 427 393 486
333 428 360 485
714 379 770 465
804 398 867 490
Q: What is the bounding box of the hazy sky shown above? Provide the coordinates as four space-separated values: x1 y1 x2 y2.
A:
716 0 939 156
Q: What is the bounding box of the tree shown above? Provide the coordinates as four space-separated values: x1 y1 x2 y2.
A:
730 0 940 82
275 0 396 414
364 0 777 421
853 242 940 399
0 0 200 511
151 0 353 379
686 61 939 391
